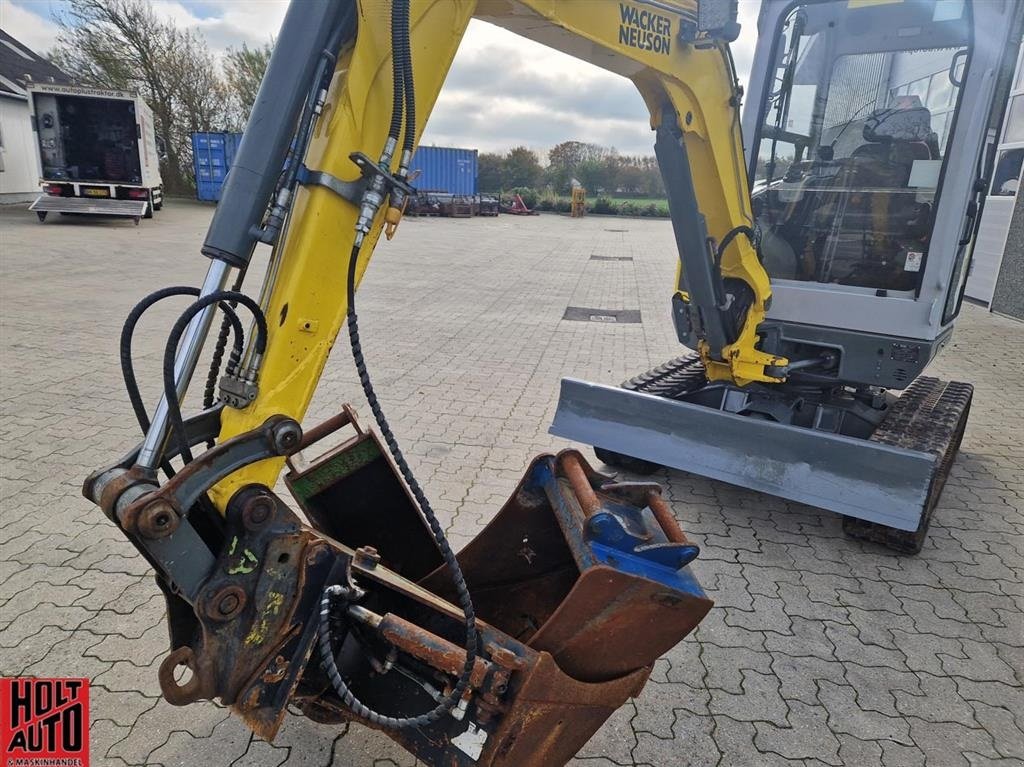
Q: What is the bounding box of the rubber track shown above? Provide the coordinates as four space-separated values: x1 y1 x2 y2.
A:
844 376 973 553
622 353 707 399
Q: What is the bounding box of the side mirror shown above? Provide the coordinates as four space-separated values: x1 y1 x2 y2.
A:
156 136 168 162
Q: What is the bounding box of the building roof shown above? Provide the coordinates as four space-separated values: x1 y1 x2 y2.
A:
0 28 71 99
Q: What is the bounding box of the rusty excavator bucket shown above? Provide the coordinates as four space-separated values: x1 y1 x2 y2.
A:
88 405 711 766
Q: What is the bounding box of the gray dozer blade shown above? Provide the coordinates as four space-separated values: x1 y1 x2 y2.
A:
550 378 936 531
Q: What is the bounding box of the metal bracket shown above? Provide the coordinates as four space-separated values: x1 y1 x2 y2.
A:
134 415 302 519
348 152 416 197
83 406 225 515
295 164 367 205
157 484 346 741
92 416 303 603
219 373 259 409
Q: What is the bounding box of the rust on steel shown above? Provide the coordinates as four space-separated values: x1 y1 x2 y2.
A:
91 405 714 765
646 490 689 544
561 452 601 517
377 611 494 690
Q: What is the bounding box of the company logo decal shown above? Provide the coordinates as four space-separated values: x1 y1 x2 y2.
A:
618 3 673 55
1 678 89 767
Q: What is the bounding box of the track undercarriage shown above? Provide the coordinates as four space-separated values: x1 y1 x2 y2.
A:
557 354 972 554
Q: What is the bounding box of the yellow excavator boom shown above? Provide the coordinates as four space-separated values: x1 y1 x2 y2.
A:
83 1 777 764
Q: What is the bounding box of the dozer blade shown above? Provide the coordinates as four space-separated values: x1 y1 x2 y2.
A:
551 377 950 533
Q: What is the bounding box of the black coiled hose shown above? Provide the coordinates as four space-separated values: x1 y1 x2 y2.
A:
203 271 247 411
387 0 405 141
121 286 244 475
161 291 268 465
317 243 478 730
317 0 479 731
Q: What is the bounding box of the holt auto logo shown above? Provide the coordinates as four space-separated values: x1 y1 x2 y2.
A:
1 678 89 767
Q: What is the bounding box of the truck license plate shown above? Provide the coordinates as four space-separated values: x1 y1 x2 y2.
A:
83 188 110 197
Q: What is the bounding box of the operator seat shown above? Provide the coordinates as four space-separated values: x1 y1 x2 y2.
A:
850 103 936 231
851 102 937 187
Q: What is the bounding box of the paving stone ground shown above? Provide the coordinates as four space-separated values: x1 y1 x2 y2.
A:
0 200 1021 766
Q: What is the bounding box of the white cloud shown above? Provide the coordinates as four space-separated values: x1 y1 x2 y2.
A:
149 0 287 54
153 1 762 156
421 19 643 154
734 0 762 84
0 0 762 157
1 0 61 54
422 5 762 156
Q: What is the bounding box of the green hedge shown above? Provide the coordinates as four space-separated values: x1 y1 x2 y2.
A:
499 188 669 218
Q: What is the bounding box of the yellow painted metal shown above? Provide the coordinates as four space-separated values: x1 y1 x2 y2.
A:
212 0 781 506
210 0 478 506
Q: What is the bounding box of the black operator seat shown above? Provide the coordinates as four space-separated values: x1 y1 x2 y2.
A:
850 98 938 188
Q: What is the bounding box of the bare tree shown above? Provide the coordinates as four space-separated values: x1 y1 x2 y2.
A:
224 41 273 127
50 0 230 194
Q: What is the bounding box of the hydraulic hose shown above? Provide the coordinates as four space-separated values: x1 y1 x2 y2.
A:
161 291 267 465
319 0 479 731
121 286 244 476
203 270 247 411
399 0 415 156
318 243 478 730
715 225 757 266
388 0 405 141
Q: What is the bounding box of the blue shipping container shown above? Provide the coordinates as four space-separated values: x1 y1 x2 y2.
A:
192 132 243 202
410 146 478 195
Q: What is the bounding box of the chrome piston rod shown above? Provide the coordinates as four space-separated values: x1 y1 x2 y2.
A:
136 259 232 469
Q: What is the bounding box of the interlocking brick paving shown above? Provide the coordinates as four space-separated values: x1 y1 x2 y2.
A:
1 201 1021 766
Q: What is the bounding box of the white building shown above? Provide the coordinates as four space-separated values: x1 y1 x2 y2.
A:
0 29 71 203
964 44 1024 319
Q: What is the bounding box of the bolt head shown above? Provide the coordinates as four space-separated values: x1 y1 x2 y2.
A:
242 496 274 530
217 593 240 616
354 546 381 569
138 500 179 539
205 585 246 621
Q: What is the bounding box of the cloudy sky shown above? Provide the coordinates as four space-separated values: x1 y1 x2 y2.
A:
1 0 761 157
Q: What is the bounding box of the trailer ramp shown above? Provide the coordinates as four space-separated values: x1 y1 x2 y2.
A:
30 195 148 221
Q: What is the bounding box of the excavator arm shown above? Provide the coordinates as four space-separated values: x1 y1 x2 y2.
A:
83 1 772 764
211 0 780 507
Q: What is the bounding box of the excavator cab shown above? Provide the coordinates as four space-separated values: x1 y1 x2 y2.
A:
756 93 946 288
749 0 981 324
552 0 1022 552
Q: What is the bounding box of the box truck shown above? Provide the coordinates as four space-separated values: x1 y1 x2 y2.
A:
27 83 163 224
